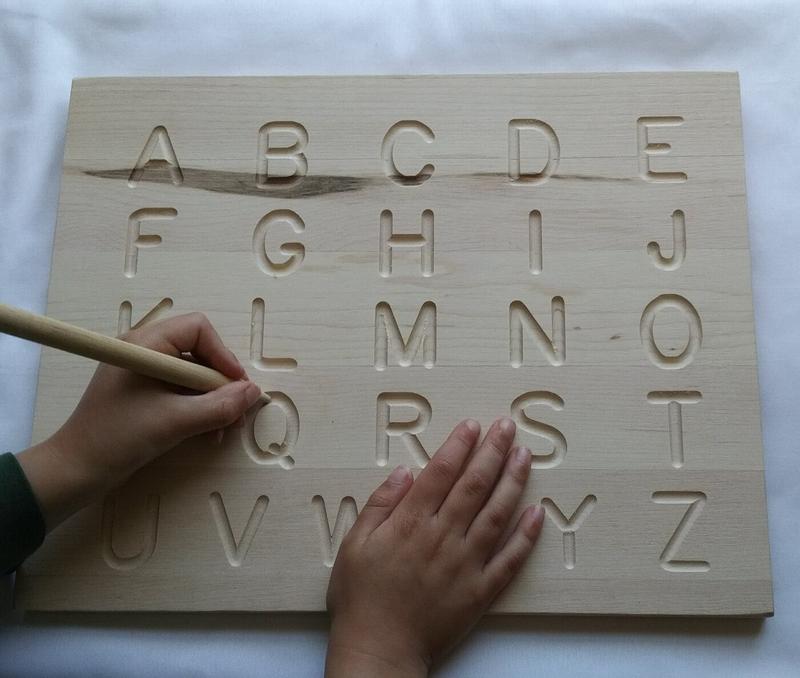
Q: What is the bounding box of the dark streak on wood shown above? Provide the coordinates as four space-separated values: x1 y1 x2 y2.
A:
84 167 633 198
84 168 372 198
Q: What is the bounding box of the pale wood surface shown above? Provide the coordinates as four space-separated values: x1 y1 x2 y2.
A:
15 73 772 615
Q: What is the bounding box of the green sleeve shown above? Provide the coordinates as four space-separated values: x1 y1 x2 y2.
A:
1 452 46 573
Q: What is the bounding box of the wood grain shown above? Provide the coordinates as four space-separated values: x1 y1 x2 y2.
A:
15 73 772 615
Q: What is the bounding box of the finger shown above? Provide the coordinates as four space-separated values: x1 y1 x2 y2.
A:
483 504 544 595
466 446 531 555
132 313 246 381
439 417 516 529
352 466 413 537
399 419 480 515
169 380 261 439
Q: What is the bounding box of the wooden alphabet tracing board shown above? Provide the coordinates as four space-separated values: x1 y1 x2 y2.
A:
16 74 773 615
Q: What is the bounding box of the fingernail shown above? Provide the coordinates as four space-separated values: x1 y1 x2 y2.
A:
245 382 261 404
499 417 515 434
465 419 480 433
515 446 531 465
229 349 244 369
531 504 545 524
215 429 224 445
388 465 409 483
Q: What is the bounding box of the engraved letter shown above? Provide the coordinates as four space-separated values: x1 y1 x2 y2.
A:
123 208 175 278
529 210 543 274
128 126 183 188
511 392 567 469
651 491 710 572
509 297 565 367
117 298 173 335
311 496 358 567
376 392 432 467
241 392 298 469
637 116 687 183
640 294 702 369
379 209 434 277
257 121 308 188
101 494 160 571
508 119 560 185
250 298 297 371
209 492 269 567
648 209 686 271
381 120 435 185
252 209 306 277
647 391 703 469
541 495 596 570
374 301 436 370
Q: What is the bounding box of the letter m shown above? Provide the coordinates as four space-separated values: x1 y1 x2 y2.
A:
374 302 437 370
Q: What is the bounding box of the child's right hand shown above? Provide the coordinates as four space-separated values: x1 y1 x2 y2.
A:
325 417 545 677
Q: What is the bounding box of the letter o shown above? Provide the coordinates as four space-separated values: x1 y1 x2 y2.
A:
640 294 702 369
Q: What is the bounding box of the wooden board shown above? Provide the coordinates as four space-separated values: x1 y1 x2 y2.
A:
15 74 772 615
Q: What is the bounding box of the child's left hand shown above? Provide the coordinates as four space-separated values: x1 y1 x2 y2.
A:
18 312 261 531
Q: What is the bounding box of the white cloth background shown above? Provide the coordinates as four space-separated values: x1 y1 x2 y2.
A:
1 1 798 676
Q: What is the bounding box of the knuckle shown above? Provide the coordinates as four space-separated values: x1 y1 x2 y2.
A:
451 427 476 450
508 462 529 485
366 488 395 510
473 580 495 608
485 505 510 532
503 550 526 578
483 436 508 461
214 397 238 427
462 470 491 499
426 456 457 484
185 311 209 330
394 509 422 540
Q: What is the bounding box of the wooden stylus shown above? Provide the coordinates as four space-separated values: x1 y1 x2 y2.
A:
0 302 269 404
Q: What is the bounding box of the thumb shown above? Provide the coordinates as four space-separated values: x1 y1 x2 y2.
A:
171 380 262 440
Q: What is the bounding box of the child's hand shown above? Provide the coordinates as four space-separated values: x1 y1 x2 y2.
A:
18 313 260 530
325 417 544 678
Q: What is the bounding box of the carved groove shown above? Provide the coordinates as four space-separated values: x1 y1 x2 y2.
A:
640 294 702 369
252 209 306 277
123 208 175 278
647 391 703 469
101 494 160 571
117 297 173 335
312 495 358 567
209 493 269 567
541 495 597 570
374 301 436 370
376 392 432 467
651 491 710 572
508 119 560 184
128 126 183 188
529 210 543 274
648 209 686 271
256 121 308 188
509 297 565 367
637 116 687 183
381 120 435 185
241 392 298 469
250 298 297 371
379 209 434 277
510 392 566 469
